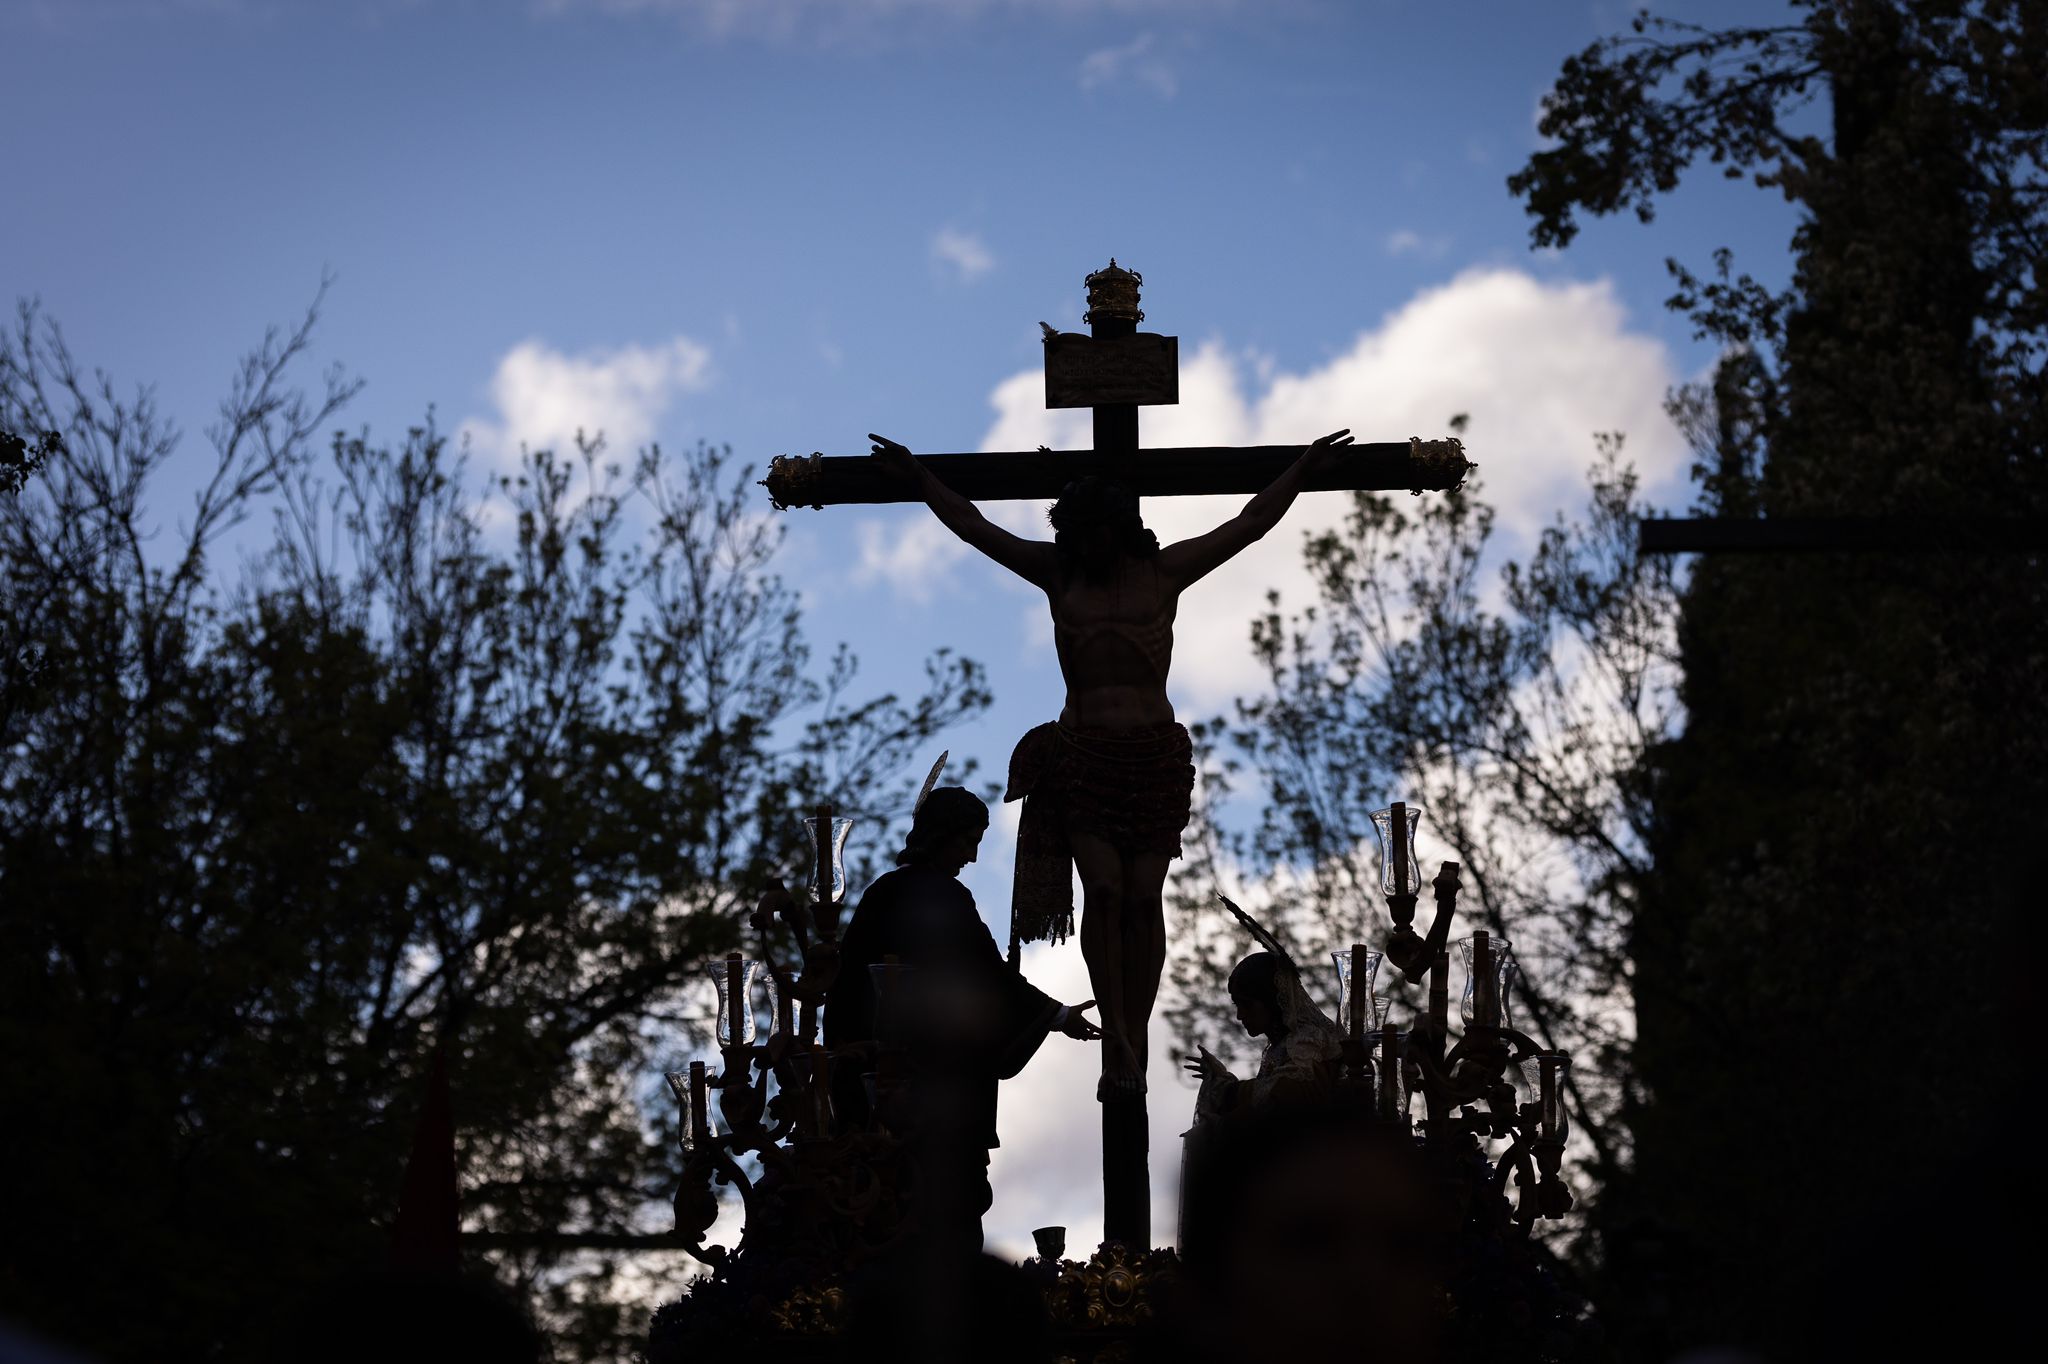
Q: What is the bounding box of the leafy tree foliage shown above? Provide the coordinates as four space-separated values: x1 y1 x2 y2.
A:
0 292 988 1362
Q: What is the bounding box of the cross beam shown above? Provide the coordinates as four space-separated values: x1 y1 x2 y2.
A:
1639 517 2048 555
762 441 1472 510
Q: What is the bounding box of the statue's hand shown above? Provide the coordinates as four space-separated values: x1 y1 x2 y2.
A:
1183 1045 1229 1082
867 433 919 482
1060 999 1102 1040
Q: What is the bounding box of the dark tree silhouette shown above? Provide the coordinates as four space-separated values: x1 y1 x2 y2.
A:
1511 3 2044 1358
0 290 990 1363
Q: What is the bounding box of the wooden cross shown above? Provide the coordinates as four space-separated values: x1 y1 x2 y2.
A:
763 260 1472 512
767 261 1469 1251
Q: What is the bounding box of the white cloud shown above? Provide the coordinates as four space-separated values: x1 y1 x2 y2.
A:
1077 31 1178 98
964 268 1685 708
1384 227 1449 258
538 0 1234 45
931 227 996 284
852 514 971 602
28 0 1241 42
459 334 712 469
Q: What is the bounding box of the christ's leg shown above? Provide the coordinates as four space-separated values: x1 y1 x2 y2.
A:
1071 829 1141 1099
1120 851 1172 1083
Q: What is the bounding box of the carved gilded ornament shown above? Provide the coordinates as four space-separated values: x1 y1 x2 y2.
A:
768 1282 849 1335
1047 1243 1180 1330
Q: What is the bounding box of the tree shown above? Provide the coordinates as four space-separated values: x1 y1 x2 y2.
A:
1509 2 2045 1357
0 291 989 1362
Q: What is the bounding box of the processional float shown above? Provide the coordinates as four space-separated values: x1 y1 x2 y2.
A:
650 799 1579 1361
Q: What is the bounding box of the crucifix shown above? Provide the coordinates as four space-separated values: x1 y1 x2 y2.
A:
767 261 1470 1250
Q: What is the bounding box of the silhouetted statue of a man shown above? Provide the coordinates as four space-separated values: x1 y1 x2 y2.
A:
869 430 1354 1099
825 786 1100 1250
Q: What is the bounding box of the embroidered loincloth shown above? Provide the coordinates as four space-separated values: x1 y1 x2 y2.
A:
1003 721 1196 947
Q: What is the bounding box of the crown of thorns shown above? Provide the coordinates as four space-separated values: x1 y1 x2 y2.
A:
1047 476 1142 531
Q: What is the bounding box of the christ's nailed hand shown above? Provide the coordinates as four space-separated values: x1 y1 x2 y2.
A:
1062 1000 1103 1041
868 433 918 481
1301 428 1356 473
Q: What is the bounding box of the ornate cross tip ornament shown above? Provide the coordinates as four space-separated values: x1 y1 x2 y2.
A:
762 452 826 510
1083 257 1144 325
1407 435 1474 493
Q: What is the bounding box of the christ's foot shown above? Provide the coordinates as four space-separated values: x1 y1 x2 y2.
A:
1096 1035 1146 1103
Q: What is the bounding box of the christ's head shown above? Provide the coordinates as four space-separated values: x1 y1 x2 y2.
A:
1048 476 1159 569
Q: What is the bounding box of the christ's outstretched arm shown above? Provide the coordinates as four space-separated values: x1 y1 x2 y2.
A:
869 433 1057 588
1158 429 1355 588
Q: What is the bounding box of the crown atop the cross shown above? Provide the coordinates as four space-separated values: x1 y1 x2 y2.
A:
1083 258 1144 325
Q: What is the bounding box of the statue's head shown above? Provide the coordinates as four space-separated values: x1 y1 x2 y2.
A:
895 786 989 873
1048 476 1159 565
1227 952 1288 1039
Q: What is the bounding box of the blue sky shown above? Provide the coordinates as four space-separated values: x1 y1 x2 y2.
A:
4 0 1805 1262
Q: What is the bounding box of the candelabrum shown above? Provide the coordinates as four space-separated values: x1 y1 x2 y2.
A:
665 804 920 1278
1333 802 1577 1230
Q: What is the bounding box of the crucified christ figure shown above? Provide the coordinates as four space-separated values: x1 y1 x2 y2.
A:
867 429 1355 1102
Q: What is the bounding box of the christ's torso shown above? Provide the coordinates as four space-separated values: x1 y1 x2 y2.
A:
1047 555 1178 729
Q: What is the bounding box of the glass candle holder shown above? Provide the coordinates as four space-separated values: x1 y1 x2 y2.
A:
663 1070 693 1153
797 814 856 904
1459 933 1516 1030
708 955 766 1047
1516 1055 1542 1108
1530 1052 1571 1145
1367 1029 1412 1124
1331 946 1386 1040
1369 804 1427 896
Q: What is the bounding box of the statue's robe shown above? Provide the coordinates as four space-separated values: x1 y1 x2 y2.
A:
1180 967 1345 1254
824 864 1063 1147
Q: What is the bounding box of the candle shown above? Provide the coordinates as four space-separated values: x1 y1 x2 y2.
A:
688 1060 709 1146
1539 1053 1559 1142
815 802 834 907
811 1044 832 1138
1473 932 1494 1028
1429 948 1450 1032
725 951 745 1047
1378 1028 1404 1121
1349 944 1368 1040
1390 801 1409 896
